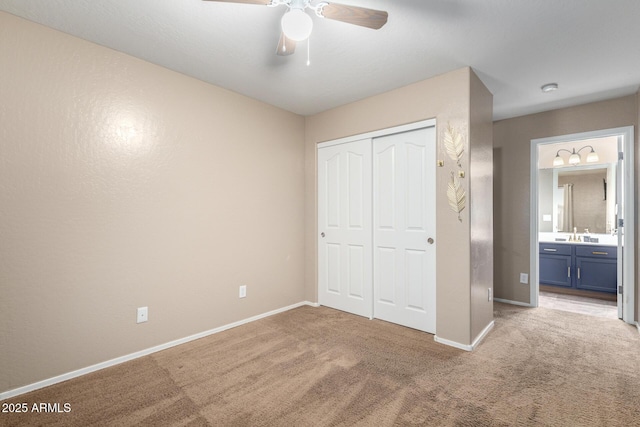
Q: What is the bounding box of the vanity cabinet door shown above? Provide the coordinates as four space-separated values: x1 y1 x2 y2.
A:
575 245 617 293
539 254 572 287
576 257 617 293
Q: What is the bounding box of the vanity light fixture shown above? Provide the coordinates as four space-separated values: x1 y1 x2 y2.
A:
552 145 599 167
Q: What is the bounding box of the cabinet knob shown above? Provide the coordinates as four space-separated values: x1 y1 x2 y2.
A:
427 237 434 245
320 232 325 238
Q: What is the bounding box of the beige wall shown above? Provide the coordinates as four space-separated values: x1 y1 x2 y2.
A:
493 95 638 310
0 12 306 394
305 67 494 346
469 71 494 339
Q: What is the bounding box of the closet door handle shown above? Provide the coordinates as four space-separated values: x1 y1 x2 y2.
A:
427 237 434 244
567 267 571 278
320 232 325 238
577 267 581 279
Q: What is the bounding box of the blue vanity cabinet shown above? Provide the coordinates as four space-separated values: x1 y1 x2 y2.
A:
539 243 617 293
539 243 573 288
575 245 617 293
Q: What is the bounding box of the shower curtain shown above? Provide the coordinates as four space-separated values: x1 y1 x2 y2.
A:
562 183 574 232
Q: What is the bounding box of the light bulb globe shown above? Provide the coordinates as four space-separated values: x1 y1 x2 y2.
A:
586 150 599 163
568 153 581 165
281 9 313 42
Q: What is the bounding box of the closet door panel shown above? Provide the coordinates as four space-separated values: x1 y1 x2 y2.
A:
373 127 436 333
325 243 341 294
318 139 372 318
347 244 365 299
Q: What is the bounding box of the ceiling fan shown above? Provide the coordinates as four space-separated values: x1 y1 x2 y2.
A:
203 0 388 56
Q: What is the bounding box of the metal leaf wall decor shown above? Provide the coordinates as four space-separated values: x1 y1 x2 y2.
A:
440 122 467 222
447 171 466 222
443 124 464 167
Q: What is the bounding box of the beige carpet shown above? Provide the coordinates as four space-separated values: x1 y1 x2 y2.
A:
2 303 640 426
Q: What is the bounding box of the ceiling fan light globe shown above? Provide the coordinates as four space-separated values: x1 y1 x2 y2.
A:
281 9 313 41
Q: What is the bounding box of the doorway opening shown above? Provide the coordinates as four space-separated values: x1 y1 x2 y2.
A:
530 127 635 324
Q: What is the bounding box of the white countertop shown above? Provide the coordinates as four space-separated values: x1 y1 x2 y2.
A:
538 232 618 246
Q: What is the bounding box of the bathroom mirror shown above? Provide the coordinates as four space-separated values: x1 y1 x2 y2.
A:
538 163 616 234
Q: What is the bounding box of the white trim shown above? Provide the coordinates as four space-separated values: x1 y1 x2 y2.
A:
636 322 640 335
434 335 473 351
494 298 533 307
317 118 436 149
530 139 539 308
530 126 635 324
0 301 318 401
470 320 495 350
434 321 495 352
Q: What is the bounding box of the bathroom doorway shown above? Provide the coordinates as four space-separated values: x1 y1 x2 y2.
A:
530 127 635 324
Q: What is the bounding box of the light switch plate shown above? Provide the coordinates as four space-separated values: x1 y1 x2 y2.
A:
519 273 529 284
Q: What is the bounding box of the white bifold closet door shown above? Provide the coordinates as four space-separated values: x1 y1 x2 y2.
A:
318 126 436 333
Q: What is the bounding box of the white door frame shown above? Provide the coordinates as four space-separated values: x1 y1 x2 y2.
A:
529 126 635 324
317 119 437 149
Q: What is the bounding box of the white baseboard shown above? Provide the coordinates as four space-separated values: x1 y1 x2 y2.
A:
434 320 495 352
494 298 533 307
0 301 318 401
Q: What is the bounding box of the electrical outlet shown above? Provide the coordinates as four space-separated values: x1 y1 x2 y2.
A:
137 306 148 324
520 273 529 284
488 288 492 301
239 285 247 299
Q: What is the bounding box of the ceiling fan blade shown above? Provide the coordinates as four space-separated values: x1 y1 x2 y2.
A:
276 32 296 56
319 3 388 30
202 0 272 5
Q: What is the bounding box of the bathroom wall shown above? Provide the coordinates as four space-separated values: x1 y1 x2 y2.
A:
538 170 554 232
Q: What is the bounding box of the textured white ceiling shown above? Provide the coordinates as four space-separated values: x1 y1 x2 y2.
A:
1 0 639 119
